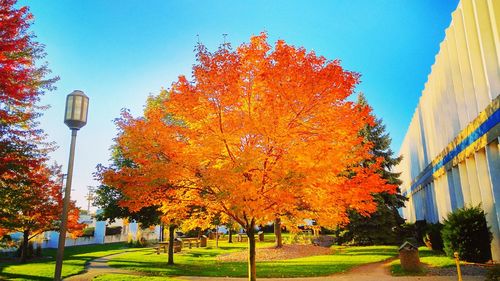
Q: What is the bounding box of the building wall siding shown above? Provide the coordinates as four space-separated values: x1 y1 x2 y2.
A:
397 0 500 261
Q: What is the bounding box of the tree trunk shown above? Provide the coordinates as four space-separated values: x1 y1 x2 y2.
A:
228 227 233 243
247 224 257 281
20 229 29 263
274 218 283 248
159 223 164 242
215 225 219 248
167 224 175 265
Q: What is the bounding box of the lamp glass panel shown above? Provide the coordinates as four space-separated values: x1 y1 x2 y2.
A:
73 96 82 121
81 97 88 122
65 96 74 120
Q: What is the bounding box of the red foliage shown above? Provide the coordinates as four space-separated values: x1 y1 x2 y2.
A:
0 1 81 260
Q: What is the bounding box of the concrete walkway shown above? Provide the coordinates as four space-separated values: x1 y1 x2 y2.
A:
64 250 147 281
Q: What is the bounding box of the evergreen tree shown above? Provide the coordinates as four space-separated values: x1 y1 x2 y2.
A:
338 93 406 245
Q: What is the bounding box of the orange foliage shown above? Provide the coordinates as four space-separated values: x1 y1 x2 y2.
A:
103 32 395 235
0 164 84 240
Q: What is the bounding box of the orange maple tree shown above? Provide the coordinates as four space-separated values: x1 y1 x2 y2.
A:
102 33 395 280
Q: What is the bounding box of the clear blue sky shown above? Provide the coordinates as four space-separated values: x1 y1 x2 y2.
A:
21 0 459 210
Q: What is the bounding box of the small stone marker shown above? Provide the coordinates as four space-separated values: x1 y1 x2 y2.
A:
200 235 207 247
398 241 421 272
311 235 335 247
174 238 182 252
258 231 265 242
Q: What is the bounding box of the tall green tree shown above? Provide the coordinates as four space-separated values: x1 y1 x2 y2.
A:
338 93 406 245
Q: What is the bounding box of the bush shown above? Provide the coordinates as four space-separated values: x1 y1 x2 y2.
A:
35 244 42 257
0 234 13 249
285 233 311 245
128 237 147 247
105 226 123 236
15 241 34 258
441 205 492 263
82 227 95 237
183 228 201 238
396 223 419 246
423 223 444 251
414 220 427 244
259 223 274 233
320 226 336 235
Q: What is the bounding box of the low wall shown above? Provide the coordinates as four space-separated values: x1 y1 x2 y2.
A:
5 221 160 250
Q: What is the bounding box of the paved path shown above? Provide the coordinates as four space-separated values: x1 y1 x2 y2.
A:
65 253 485 281
64 250 147 281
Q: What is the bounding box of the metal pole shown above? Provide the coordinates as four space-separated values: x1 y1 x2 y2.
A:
54 129 78 281
454 252 463 281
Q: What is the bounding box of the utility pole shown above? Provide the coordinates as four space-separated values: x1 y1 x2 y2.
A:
60 174 67 194
85 186 95 213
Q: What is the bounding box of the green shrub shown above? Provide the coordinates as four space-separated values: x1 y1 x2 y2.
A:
15 241 34 258
0 234 13 249
105 226 123 236
82 227 95 237
128 237 147 247
414 220 428 245
423 223 443 251
441 205 492 263
396 223 418 246
35 243 42 257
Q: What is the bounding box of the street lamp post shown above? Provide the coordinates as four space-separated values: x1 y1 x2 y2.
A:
54 90 89 281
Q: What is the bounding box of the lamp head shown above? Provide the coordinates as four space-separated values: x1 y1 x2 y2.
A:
64 90 89 130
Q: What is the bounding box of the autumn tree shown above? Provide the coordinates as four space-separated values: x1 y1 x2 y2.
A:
102 33 395 281
338 94 405 245
0 0 57 178
94 147 163 228
100 155 212 265
0 164 84 262
99 96 214 265
0 0 84 262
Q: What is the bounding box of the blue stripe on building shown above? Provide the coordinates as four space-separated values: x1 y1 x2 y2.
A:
404 108 500 197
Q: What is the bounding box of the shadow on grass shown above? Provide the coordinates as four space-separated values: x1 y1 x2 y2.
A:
0 272 53 281
0 242 130 281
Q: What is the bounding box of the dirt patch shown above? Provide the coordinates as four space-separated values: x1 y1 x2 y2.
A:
217 244 332 262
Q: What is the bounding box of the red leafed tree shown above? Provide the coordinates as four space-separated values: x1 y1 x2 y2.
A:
0 0 57 173
0 0 84 262
102 33 396 280
1 0 56 198
0 164 84 262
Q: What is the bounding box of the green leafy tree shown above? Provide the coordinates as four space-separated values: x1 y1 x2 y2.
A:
338 93 406 245
93 183 162 227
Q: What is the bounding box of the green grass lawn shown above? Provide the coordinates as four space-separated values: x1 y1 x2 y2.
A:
390 246 458 276
0 242 130 281
108 238 398 278
0 234 400 280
